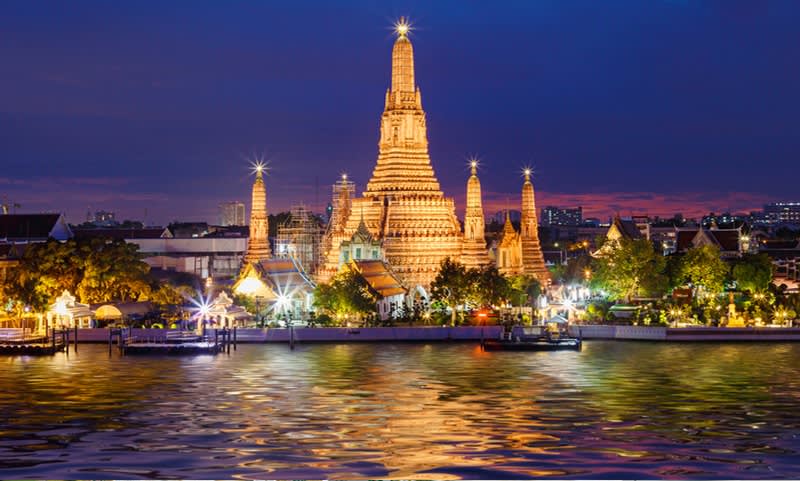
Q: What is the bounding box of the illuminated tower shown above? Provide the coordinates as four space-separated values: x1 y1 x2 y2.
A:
520 169 550 283
460 160 490 268
326 18 463 293
244 165 271 263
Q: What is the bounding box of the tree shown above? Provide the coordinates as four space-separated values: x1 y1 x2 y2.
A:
677 245 729 296
3 238 153 314
77 239 151 303
508 275 542 308
312 266 377 322
430 258 473 326
732 253 773 295
591 238 667 301
471 266 511 307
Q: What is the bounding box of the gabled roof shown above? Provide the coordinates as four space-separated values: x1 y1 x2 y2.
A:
256 258 316 293
0 214 68 241
707 229 740 252
610 216 643 240
352 260 407 298
676 228 700 252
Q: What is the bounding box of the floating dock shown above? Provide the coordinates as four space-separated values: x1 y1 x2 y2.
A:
111 328 235 355
0 329 70 355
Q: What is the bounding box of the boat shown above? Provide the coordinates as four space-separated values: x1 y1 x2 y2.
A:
482 317 582 352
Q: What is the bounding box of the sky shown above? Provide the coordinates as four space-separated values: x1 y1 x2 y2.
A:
2 0 798 225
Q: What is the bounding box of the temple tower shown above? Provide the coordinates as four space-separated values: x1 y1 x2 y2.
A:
328 19 463 291
244 165 271 263
520 169 550 283
460 160 491 268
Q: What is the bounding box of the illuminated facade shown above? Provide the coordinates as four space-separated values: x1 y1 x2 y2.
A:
321 20 463 291
495 171 550 285
244 166 271 263
461 161 491 268
520 170 550 283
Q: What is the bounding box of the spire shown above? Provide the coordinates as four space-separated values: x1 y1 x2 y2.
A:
461 157 489 268
245 165 271 263
503 210 516 237
519 168 550 283
392 17 415 94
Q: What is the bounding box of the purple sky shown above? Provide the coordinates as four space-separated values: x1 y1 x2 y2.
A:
2 1 798 225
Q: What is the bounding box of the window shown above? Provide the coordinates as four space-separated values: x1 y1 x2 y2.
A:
372 250 378 258
355 247 362 259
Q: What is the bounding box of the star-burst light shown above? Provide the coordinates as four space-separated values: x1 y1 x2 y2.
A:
394 17 412 37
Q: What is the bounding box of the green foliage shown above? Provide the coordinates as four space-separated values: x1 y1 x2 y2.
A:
591 238 667 301
3 238 152 312
508 275 541 307
312 266 377 321
677 245 729 296
430 258 474 326
732 253 773 294
552 254 592 285
470 266 511 307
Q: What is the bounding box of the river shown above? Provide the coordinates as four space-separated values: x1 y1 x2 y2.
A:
0 341 798 479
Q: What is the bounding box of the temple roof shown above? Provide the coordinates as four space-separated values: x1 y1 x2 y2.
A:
353 260 407 298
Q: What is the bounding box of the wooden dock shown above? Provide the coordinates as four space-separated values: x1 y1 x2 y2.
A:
0 328 71 355
110 327 235 355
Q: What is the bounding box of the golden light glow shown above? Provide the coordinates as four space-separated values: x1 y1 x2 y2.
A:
394 17 411 37
235 276 264 296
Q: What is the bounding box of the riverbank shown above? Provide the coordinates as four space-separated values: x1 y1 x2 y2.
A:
56 325 800 343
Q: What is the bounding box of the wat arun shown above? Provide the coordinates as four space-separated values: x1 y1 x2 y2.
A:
320 19 550 291
320 20 463 290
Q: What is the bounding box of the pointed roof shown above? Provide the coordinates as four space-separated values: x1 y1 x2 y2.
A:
352 259 407 298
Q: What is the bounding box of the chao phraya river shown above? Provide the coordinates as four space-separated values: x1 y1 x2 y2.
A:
0 341 799 479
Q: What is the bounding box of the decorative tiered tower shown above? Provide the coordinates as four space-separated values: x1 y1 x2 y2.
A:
461 160 491 268
520 169 550 284
323 19 463 291
244 165 271 263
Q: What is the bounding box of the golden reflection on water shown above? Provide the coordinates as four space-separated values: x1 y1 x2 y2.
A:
0 342 799 478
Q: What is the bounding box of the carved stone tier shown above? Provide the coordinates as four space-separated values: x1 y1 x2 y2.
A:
321 28 463 290
520 171 550 284
244 169 271 263
461 162 491 268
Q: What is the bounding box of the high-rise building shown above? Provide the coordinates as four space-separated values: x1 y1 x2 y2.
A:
540 206 582 226
321 19 463 292
244 166 271 263
219 201 246 226
764 202 800 223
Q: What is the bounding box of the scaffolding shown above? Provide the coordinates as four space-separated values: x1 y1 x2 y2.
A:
275 204 324 276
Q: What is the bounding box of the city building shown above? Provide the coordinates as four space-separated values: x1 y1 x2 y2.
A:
541 206 582 227
73 226 246 280
764 202 800 224
219 201 246 227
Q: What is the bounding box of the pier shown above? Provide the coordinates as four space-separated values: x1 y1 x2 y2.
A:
0 328 72 355
109 327 235 355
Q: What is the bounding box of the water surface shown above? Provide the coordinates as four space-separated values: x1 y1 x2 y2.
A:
1 341 799 479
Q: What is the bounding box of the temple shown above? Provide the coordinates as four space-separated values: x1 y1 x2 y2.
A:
495 170 550 285
460 160 491 268
321 19 463 293
244 165 271 263
520 169 550 283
